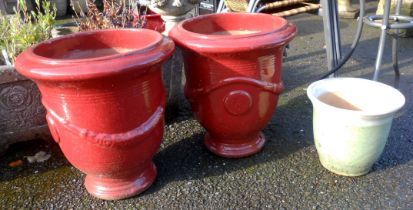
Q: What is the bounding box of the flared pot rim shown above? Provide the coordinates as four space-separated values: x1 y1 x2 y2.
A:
15 28 175 81
169 12 297 53
179 13 287 39
307 77 405 118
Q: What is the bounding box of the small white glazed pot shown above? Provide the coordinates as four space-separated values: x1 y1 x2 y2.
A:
307 77 405 176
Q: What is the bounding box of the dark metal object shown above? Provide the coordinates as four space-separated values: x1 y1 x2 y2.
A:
321 0 341 77
217 0 225 12
199 0 219 14
372 0 393 81
364 15 413 29
321 0 365 79
322 0 413 83
392 0 403 88
363 0 412 84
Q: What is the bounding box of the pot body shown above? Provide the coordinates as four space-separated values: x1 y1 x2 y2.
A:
169 13 296 158
307 78 405 176
15 29 175 200
143 13 166 32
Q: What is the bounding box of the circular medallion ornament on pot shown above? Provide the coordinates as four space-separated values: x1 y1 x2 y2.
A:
169 13 296 158
224 90 253 116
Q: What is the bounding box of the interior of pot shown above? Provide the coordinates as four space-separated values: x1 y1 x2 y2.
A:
32 29 161 60
182 13 286 36
309 78 405 114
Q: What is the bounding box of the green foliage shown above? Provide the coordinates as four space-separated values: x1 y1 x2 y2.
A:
0 0 56 64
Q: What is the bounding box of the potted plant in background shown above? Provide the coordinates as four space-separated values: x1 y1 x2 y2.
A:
53 0 163 38
0 0 56 154
71 0 89 14
75 0 164 32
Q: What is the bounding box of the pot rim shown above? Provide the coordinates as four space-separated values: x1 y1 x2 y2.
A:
169 12 297 53
15 28 175 81
179 13 288 40
306 77 406 118
28 28 163 63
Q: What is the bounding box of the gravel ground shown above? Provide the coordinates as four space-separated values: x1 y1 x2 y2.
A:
1 2 413 209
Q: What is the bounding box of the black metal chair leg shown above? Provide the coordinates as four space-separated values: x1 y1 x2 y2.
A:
392 0 403 88
392 36 400 88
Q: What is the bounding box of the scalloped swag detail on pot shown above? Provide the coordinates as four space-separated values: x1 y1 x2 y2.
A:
169 13 297 158
15 29 175 200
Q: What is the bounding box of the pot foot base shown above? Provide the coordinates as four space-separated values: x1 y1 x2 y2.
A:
204 132 266 158
319 157 371 177
84 162 157 200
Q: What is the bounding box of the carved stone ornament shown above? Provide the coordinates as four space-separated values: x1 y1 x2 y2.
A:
0 65 50 154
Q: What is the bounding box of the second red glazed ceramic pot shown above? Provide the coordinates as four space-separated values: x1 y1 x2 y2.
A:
169 13 296 158
15 29 175 200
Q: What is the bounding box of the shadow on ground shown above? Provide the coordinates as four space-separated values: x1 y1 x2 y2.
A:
147 93 314 195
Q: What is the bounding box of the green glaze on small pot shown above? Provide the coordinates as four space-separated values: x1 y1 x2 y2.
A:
307 78 405 176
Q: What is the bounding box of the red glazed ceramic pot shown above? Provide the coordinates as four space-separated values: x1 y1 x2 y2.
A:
15 29 175 200
133 8 166 33
169 13 296 158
